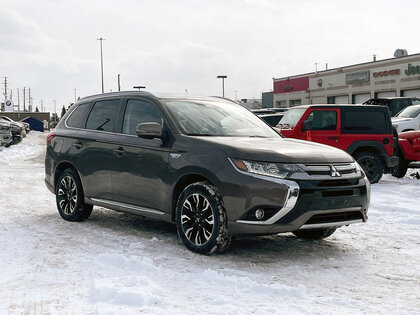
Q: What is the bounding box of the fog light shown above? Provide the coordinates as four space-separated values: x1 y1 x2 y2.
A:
255 209 265 220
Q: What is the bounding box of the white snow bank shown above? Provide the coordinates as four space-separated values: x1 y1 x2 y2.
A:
0 132 46 165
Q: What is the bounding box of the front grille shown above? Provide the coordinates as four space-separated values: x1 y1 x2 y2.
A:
305 211 363 225
300 163 357 178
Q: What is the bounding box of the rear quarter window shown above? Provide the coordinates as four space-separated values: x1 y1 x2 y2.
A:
66 103 92 128
342 110 389 134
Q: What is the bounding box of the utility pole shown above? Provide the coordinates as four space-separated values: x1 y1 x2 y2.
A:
315 62 318 73
41 100 44 112
74 89 77 103
3 77 8 106
23 87 26 112
97 37 106 93
28 88 31 112
17 88 20 111
117 74 121 91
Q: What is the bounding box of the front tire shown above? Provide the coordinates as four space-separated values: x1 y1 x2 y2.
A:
56 169 93 222
176 182 231 255
292 227 337 240
354 151 383 184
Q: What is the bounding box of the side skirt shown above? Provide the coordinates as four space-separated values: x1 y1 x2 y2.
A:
85 197 173 222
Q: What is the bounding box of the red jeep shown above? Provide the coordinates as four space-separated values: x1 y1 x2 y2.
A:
392 131 420 177
277 105 398 183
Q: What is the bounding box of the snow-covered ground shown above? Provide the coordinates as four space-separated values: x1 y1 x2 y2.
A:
1 132 419 314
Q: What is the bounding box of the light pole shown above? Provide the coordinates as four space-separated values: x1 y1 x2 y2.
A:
217 75 227 97
118 74 121 91
97 37 106 93
133 86 146 90
53 100 56 122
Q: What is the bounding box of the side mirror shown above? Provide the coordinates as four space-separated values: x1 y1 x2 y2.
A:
136 122 163 139
302 120 312 131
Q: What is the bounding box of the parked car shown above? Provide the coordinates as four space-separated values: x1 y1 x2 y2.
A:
391 131 420 178
391 104 420 132
21 121 30 134
277 104 398 183
45 92 370 255
0 119 12 147
363 97 420 117
256 112 285 127
0 116 24 143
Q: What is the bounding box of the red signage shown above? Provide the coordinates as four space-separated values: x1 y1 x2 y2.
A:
274 76 309 94
373 69 400 77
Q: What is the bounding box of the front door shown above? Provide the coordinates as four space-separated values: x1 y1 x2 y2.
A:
301 109 342 148
111 98 170 212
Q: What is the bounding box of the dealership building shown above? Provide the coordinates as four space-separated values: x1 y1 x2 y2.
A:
272 51 420 107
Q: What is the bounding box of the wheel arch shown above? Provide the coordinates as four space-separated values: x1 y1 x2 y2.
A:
54 161 80 191
171 172 217 221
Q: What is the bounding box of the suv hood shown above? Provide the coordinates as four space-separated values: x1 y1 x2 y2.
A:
199 136 353 163
392 117 412 123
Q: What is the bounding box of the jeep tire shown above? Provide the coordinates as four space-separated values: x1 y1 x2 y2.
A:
354 151 383 184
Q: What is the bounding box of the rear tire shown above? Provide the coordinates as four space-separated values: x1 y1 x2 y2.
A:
176 182 231 255
391 150 409 178
292 227 337 240
56 169 93 222
354 151 383 184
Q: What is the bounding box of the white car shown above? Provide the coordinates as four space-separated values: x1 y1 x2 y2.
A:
391 104 420 132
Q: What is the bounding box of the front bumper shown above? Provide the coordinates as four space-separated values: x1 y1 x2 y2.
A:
227 176 369 236
0 132 12 146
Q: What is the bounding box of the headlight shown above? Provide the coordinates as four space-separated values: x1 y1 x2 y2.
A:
230 158 305 179
354 161 366 177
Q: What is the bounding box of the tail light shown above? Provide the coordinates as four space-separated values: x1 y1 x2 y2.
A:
47 132 56 145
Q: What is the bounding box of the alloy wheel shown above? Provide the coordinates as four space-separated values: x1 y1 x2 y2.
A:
57 175 78 215
181 193 214 246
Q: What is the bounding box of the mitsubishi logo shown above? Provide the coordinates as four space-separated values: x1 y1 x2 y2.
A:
330 165 341 177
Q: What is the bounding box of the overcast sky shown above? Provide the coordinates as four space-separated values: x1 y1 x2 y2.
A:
1 0 420 113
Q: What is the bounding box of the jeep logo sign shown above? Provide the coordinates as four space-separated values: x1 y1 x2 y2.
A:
405 64 420 76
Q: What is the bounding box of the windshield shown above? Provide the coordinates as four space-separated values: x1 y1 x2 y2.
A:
396 106 420 118
277 108 306 128
163 99 279 137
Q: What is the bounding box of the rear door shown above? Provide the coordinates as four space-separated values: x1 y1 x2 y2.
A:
300 109 341 148
74 98 122 200
110 98 170 212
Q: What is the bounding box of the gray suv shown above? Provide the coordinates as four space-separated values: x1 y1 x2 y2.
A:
45 92 370 254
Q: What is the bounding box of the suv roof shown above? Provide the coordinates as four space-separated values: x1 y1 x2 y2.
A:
290 104 387 110
78 91 232 103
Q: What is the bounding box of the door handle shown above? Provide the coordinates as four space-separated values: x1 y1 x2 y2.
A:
328 137 338 141
113 147 125 156
73 141 83 149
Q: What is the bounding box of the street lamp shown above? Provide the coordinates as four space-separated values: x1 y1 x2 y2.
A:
217 75 227 97
97 37 106 93
133 86 146 90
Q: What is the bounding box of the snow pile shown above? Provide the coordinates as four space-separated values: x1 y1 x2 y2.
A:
0 131 46 165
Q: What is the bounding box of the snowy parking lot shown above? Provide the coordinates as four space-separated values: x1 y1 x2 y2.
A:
0 132 419 314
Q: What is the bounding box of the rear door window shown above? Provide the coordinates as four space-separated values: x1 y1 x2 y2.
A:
122 99 164 135
342 110 387 133
67 103 92 128
86 99 120 132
